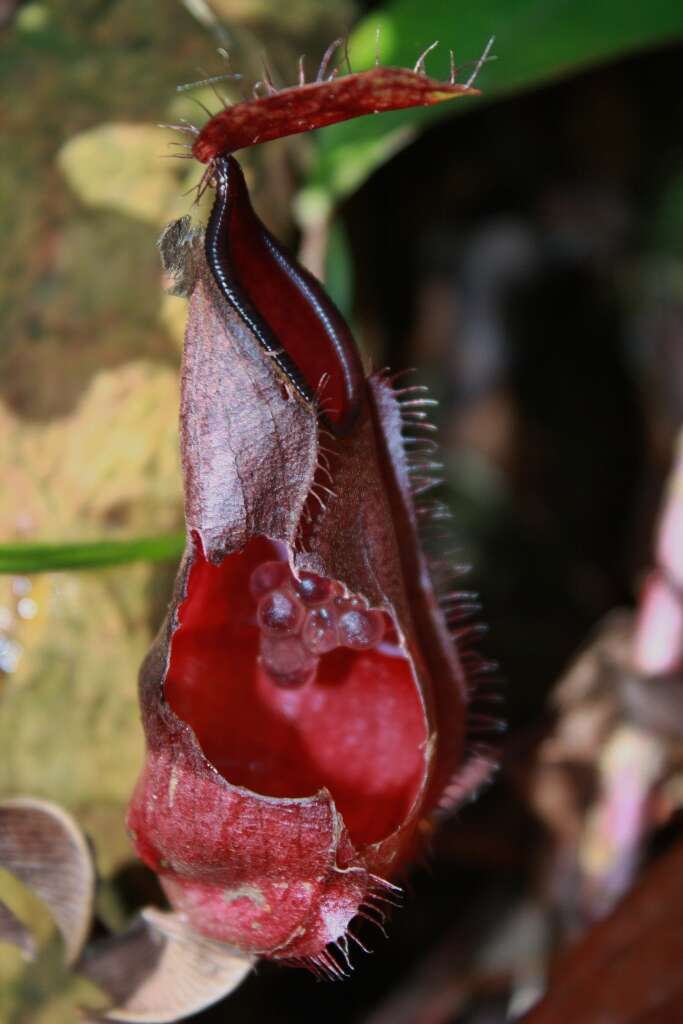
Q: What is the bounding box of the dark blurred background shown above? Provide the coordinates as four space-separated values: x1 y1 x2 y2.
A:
2 1 683 1020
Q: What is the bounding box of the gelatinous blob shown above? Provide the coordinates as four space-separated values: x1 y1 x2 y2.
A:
257 589 304 636
294 571 335 607
250 558 388 686
302 607 339 655
261 635 317 689
249 561 291 600
335 593 369 612
338 608 385 651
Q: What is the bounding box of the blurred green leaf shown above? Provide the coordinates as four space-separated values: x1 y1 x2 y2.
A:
0 535 184 574
324 217 354 318
652 171 683 260
307 0 683 204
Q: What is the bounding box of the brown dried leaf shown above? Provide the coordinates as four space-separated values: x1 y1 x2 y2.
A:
80 908 254 1023
552 610 633 714
0 798 95 965
521 838 683 1023
0 898 36 959
157 217 203 299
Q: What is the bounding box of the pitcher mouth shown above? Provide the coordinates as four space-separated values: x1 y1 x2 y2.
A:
164 532 429 849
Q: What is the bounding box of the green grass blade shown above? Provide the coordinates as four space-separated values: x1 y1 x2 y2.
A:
0 534 185 574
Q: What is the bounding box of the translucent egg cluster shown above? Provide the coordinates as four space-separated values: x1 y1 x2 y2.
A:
250 562 385 689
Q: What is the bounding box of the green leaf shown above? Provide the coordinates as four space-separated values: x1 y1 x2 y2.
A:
0 535 185 574
307 0 683 203
324 217 355 320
